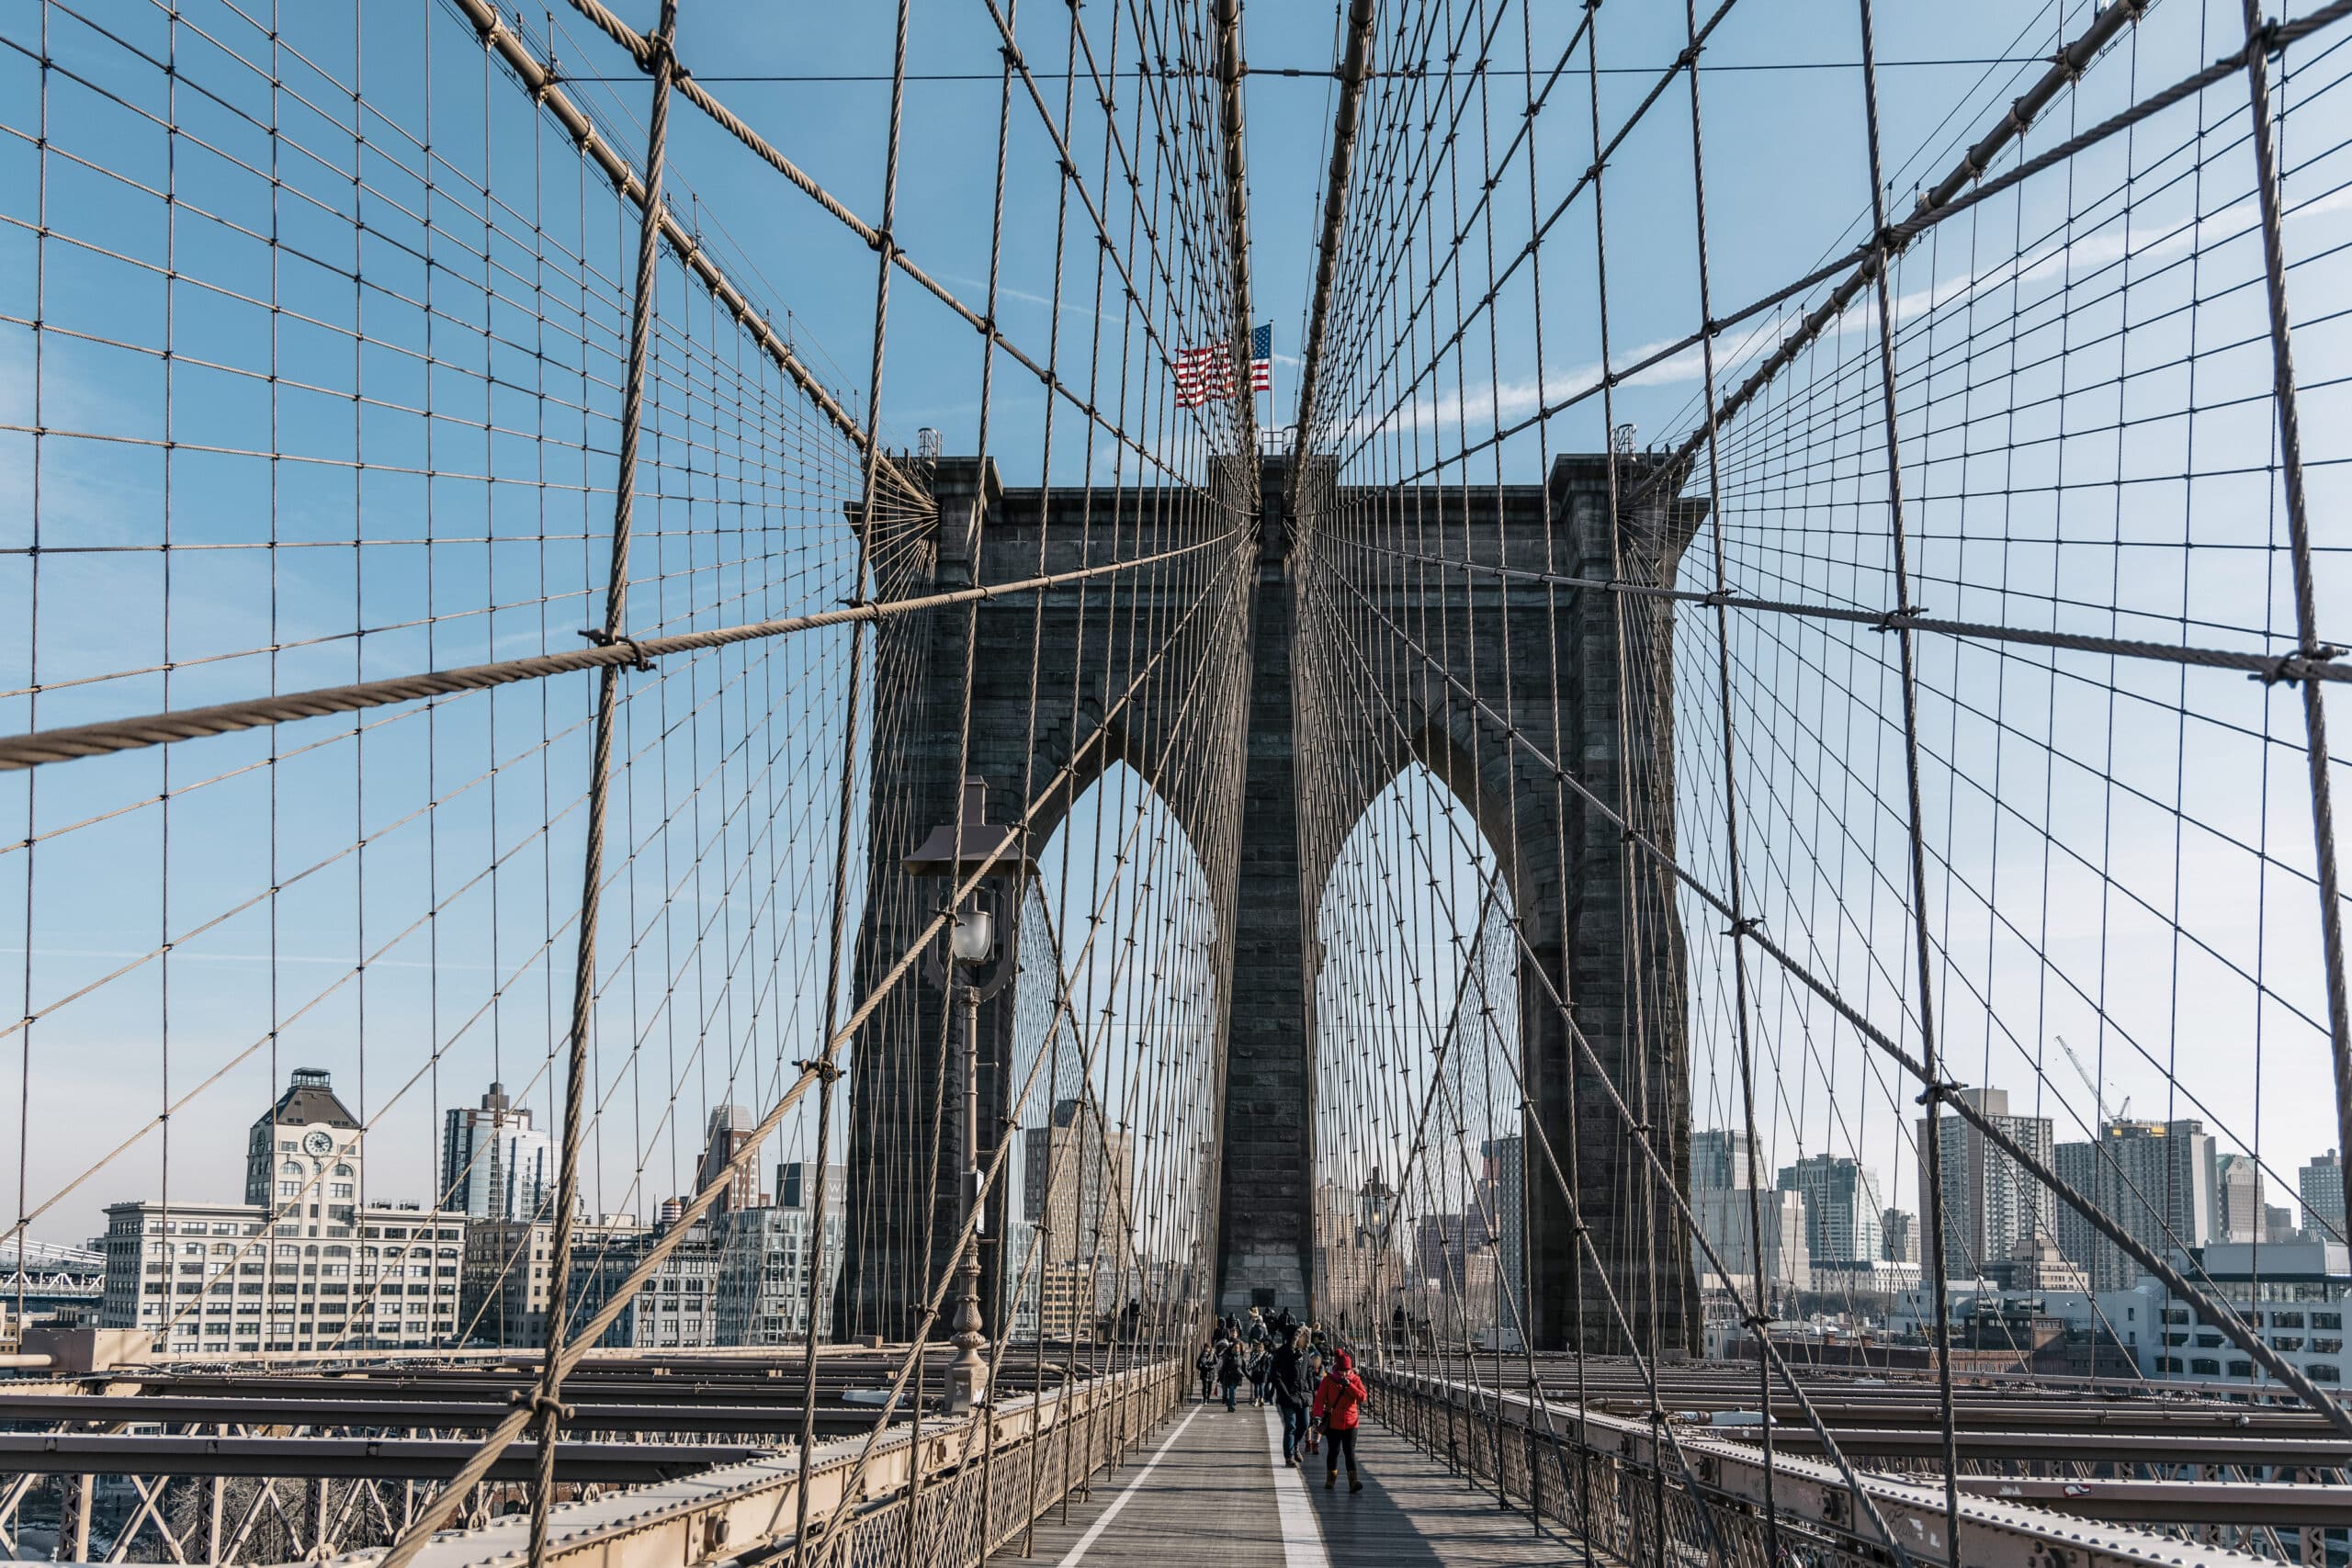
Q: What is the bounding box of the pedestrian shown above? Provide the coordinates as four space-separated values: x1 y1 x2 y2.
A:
1216 1336 1245 1412
1310 1347 1368 1493
1270 1325 1315 1466
1250 1344 1272 1406
1196 1337 1219 1402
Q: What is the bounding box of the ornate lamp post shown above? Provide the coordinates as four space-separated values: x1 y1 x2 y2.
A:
904 775 1032 1412
1357 1166 1396 1337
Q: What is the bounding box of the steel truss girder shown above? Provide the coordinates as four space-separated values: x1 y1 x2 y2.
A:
0 1435 763 1484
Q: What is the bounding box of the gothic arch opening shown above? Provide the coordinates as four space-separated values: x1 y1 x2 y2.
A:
999 761 1222 1347
1310 761 1530 1353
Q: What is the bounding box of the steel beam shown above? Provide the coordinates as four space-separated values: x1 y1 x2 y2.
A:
0 1393 887 1437
0 1434 766 1484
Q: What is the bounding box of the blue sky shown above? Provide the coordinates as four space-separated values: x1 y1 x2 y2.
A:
5 0 2352 1276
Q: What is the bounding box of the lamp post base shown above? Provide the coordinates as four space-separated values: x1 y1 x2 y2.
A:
947 1239 989 1413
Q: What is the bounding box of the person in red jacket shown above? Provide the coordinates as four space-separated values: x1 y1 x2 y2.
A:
1309 1346 1368 1492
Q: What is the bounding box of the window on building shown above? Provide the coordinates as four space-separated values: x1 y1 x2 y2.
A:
331 1183 354 1199
278 1181 299 1197
2316 1338 2345 1354
334 1164 353 1177
2190 1358 2222 1375
2314 1364 2344 1383
2274 1337 2305 1352
2318 1314 2346 1331
2195 1333 2223 1348
2274 1312 2307 1328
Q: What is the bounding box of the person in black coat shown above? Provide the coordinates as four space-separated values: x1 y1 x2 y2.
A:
1268 1325 1316 1464
1215 1337 1245 1411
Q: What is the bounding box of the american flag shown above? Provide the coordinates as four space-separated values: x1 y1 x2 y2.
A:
1173 323 1272 407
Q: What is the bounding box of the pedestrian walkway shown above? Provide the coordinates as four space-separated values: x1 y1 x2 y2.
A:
992 1393 1587 1565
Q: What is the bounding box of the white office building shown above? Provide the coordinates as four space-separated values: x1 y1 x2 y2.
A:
1777 1154 1884 1265
101 1067 466 1356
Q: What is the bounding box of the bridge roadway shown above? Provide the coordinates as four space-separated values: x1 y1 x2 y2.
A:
997 1387 1580 1567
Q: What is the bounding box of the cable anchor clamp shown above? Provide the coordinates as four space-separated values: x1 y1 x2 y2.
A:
2254 645 2341 685
1724 917 1760 940
580 627 655 671
1915 1079 1964 1109
511 1391 577 1427
794 1057 842 1085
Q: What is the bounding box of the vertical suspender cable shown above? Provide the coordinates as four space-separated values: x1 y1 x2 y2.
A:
1850 0 1962 1551
1290 0 1378 508
1213 0 1256 455
532 3 680 1562
1679 0 1780 1559
2238 0 2352 1225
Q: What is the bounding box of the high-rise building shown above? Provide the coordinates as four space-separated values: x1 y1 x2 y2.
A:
711 1161 845 1346
1691 1188 1810 1299
1690 1128 1758 1190
1881 1208 1918 1264
103 1067 467 1357
1410 1210 1494 1288
440 1082 553 1222
2267 1202 2301 1245
1775 1154 1884 1265
2301 1151 2345 1240
2213 1153 2264 1244
697 1105 765 1215
1917 1087 2054 1276
1022 1098 1136 1266
2052 1119 2215 1291
1482 1136 1525 1350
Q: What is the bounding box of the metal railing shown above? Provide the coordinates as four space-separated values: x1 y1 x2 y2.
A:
1372 1366 2271 1567
367 1359 1183 1568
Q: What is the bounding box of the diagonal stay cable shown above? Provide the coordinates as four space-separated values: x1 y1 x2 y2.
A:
369 525 1255 1568
0 530 1240 772
560 0 1216 484
447 0 866 450
1373 0 2352 492
1300 574 1915 1568
1303 524 2352 1445
1335 531 2352 684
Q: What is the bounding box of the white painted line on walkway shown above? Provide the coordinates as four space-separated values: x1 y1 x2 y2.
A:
1054 1402 1204 1566
1264 1405 1332 1568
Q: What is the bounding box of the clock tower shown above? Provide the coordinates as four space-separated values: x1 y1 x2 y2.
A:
244 1067 364 1229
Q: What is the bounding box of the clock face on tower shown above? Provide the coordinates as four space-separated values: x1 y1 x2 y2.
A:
303 1129 335 1157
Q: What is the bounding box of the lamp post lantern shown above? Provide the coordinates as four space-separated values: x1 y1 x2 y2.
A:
903 775 1034 1412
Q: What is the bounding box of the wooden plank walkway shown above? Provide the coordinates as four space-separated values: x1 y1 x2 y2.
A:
990 1390 1589 1565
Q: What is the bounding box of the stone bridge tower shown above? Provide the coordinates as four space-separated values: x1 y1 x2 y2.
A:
839 454 1700 1355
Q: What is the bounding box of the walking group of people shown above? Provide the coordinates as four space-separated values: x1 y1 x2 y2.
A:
1193 1305 1367 1492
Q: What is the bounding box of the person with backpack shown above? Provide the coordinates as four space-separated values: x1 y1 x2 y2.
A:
1310 1346 1368 1492
1215 1335 1245 1412
1195 1337 1220 1402
1269 1325 1316 1466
